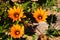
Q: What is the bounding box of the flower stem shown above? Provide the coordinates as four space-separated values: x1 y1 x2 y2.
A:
11 36 13 40
16 21 19 24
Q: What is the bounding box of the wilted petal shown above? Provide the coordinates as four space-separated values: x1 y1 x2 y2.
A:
56 12 60 21
31 0 38 1
36 21 49 35
11 0 18 2
11 0 22 2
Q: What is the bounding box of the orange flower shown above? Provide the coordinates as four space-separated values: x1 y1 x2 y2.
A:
10 24 24 38
8 6 26 22
33 7 47 23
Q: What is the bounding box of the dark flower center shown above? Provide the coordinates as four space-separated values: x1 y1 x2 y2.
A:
38 15 42 20
14 13 19 18
15 30 20 35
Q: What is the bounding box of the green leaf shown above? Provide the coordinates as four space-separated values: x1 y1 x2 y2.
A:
32 2 39 11
0 26 3 33
21 1 31 10
0 12 3 15
56 8 60 12
32 34 38 40
4 24 9 28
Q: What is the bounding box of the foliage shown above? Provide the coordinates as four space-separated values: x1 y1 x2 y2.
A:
0 0 59 40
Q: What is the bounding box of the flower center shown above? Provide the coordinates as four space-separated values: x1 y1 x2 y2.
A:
38 15 42 20
14 13 19 18
15 30 20 35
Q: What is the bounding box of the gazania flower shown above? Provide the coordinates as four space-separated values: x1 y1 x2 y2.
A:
33 7 47 23
10 24 24 38
8 6 26 22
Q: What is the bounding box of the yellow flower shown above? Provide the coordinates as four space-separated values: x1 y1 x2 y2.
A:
8 6 26 22
33 7 47 23
10 24 24 38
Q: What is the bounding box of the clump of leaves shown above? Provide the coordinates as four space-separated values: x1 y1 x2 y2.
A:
46 14 57 25
46 28 59 37
56 7 60 12
42 0 56 9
